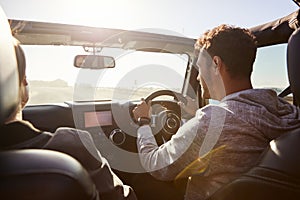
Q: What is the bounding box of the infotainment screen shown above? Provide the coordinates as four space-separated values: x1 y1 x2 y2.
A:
84 111 113 128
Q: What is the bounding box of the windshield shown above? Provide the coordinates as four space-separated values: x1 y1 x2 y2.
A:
23 45 189 104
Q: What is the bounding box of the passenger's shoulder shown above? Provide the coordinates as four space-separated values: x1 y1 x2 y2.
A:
49 127 97 151
53 127 92 140
54 127 89 134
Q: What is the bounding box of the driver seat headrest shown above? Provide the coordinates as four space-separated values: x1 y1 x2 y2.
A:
287 28 300 105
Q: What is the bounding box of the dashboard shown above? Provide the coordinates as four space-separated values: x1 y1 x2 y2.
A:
24 99 182 152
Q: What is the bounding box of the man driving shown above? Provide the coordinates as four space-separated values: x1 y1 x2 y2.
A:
133 24 300 199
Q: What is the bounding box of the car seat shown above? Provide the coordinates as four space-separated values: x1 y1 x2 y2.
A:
0 149 99 200
0 6 98 200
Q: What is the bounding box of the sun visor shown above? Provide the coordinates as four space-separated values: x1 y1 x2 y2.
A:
250 9 300 47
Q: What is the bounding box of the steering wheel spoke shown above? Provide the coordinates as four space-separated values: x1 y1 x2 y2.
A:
144 90 185 145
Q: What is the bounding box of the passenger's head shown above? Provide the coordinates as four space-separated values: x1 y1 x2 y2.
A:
6 38 29 123
195 24 257 100
13 38 29 109
5 39 28 123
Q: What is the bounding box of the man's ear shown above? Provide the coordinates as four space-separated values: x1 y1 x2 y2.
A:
212 56 222 74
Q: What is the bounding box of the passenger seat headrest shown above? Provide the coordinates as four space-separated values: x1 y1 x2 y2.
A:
0 6 19 124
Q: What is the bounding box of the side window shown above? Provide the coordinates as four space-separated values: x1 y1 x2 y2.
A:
251 44 292 103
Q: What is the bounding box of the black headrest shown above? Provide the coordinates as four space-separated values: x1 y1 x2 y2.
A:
0 149 99 200
0 7 19 124
258 128 300 177
287 28 300 105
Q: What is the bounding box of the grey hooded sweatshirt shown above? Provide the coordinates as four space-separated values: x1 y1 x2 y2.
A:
137 89 300 200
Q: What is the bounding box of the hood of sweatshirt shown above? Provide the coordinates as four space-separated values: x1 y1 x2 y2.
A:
222 89 300 139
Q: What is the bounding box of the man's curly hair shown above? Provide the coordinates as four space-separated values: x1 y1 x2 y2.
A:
195 24 257 78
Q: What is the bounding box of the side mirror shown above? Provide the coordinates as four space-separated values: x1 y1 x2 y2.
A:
74 55 115 69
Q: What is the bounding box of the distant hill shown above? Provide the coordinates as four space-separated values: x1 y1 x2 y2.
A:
268 87 284 94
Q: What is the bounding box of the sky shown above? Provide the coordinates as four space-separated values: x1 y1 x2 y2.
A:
0 0 297 38
0 0 299 89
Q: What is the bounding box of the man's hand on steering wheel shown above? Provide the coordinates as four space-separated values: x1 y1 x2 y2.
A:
178 96 198 117
133 90 195 144
133 98 152 122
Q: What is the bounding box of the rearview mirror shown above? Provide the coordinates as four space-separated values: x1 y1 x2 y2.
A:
74 55 115 69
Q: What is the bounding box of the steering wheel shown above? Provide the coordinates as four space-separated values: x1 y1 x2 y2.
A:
144 90 187 145
144 89 187 105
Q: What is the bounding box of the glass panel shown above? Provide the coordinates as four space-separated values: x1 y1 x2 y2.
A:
22 45 188 104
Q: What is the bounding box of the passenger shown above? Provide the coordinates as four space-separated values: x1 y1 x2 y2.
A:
1 39 137 200
133 24 300 199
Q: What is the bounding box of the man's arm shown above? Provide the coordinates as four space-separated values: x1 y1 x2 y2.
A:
137 116 202 181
